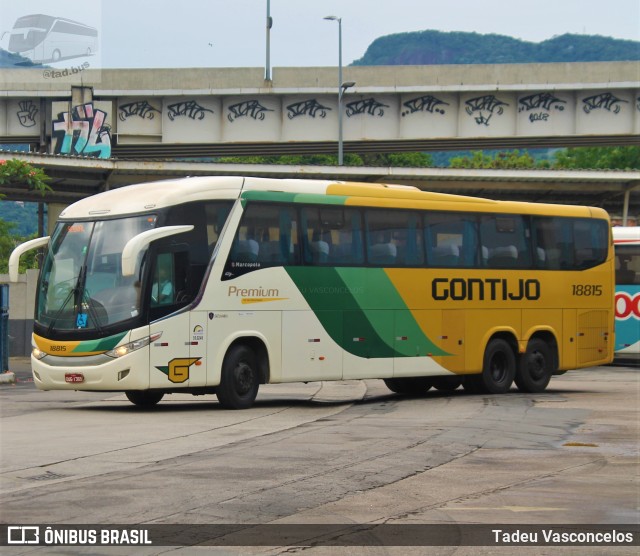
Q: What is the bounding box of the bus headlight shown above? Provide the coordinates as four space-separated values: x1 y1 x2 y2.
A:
105 332 162 358
32 347 47 360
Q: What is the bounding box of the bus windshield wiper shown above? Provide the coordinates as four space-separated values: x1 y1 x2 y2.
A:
47 265 87 334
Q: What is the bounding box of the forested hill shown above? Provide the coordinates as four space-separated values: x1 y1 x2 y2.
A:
352 31 640 66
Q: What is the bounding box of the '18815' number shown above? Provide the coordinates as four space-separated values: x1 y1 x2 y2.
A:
572 284 602 296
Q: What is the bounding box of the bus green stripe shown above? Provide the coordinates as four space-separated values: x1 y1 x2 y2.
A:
241 191 348 205
285 267 448 357
70 332 127 354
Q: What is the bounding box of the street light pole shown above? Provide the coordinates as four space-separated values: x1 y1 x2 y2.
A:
324 15 347 165
265 0 272 81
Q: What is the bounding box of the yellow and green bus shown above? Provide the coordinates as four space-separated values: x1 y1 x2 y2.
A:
10 177 615 408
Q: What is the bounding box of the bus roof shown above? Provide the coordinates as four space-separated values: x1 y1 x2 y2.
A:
58 176 607 221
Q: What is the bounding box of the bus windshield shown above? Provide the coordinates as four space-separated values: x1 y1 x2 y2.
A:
36 215 156 332
7 14 54 53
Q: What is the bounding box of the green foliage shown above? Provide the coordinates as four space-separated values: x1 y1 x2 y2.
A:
352 31 640 66
0 159 51 196
216 152 433 168
0 220 38 274
552 146 640 170
449 150 540 169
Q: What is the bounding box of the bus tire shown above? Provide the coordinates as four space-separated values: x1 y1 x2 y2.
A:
481 339 516 394
384 377 432 395
516 338 553 393
431 376 463 391
125 390 164 406
216 344 259 409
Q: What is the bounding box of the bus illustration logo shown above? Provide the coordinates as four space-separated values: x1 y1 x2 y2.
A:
2 13 99 65
155 358 200 383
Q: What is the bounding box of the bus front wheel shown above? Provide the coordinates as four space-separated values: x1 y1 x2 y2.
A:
216 345 259 409
481 339 516 394
125 390 164 406
516 339 553 393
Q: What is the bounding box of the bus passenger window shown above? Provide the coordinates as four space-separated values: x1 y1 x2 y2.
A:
424 212 478 268
480 214 530 269
223 203 299 279
365 209 424 267
616 246 640 285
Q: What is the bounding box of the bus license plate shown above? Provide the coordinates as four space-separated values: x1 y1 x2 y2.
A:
65 373 84 383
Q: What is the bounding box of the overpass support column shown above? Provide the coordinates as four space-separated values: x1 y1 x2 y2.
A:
47 203 67 236
622 189 630 226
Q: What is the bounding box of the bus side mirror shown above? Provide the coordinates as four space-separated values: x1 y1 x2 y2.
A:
8 236 50 282
121 225 193 277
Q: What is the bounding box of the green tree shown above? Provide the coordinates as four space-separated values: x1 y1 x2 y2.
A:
0 159 50 273
0 158 51 196
449 150 540 169
0 220 39 274
552 146 640 170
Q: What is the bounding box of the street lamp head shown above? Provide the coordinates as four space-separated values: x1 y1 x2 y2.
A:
341 81 356 91
324 15 340 22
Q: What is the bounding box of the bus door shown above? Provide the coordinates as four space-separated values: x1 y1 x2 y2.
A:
148 251 199 388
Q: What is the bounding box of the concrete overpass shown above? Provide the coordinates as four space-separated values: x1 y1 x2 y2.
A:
0 62 638 227
0 63 638 157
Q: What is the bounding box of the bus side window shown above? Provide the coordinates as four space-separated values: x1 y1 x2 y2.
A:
223 203 299 279
616 246 640 285
424 212 478 268
480 214 530 269
365 209 424 267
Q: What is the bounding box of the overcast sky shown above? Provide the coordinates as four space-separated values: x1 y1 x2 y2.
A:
1 0 638 68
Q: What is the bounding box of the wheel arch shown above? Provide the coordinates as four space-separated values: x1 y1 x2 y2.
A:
484 329 519 361
525 329 559 372
225 335 270 385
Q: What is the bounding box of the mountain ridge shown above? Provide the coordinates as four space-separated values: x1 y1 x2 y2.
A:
352 30 640 66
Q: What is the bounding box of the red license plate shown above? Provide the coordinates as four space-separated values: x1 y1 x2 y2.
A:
65 373 84 383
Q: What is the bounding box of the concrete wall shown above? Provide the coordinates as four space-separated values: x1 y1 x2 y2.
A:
0 270 38 357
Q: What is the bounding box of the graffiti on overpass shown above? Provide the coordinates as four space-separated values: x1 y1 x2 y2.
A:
401 95 449 117
582 92 628 114
518 93 566 123
118 100 161 121
227 100 274 122
17 100 38 127
345 98 389 117
167 100 214 121
52 103 111 158
286 99 331 119
465 95 509 126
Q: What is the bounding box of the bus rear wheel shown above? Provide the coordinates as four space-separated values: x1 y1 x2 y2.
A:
125 390 164 406
384 377 432 395
216 345 259 409
481 339 516 394
516 339 553 393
